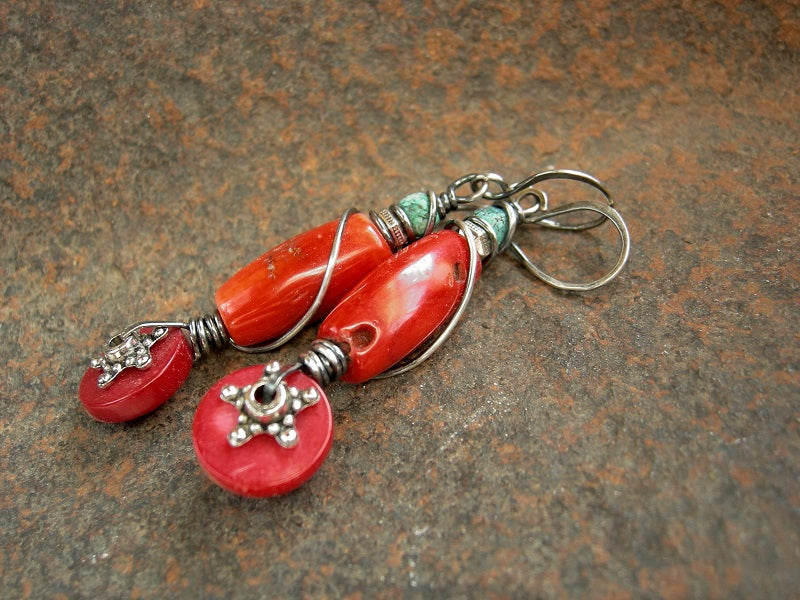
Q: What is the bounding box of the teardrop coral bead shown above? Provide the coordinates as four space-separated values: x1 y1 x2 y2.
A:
215 213 392 347
318 230 480 383
79 328 193 422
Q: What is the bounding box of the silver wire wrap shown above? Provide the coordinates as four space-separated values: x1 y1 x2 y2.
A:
298 339 350 387
464 169 631 291
93 181 476 376
96 311 231 373
93 169 629 389
372 169 631 378
186 312 230 359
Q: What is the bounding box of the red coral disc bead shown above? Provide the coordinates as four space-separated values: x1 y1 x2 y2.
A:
78 328 194 423
192 365 333 497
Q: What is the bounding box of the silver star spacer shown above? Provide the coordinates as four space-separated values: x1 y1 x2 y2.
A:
90 326 169 388
220 361 321 448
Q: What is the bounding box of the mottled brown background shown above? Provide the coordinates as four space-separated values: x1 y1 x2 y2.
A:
1 1 798 598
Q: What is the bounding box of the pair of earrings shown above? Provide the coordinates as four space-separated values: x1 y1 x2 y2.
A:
80 168 630 496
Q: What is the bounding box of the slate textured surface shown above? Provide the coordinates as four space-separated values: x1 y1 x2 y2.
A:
1 1 798 598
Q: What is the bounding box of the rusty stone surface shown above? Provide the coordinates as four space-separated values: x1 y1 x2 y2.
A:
1 1 798 597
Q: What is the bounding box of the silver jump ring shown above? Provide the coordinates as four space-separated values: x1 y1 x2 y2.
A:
447 174 490 206
471 172 511 200
508 187 548 223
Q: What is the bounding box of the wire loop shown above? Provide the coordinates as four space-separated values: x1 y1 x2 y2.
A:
447 169 631 291
508 200 631 291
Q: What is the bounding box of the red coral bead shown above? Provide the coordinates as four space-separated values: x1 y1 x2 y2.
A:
78 328 193 422
192 365 333 497
215 213 392 347
318 230 481 383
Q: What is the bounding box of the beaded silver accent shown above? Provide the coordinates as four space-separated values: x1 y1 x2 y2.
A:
370 207 408 251
462 219 495 260
90 312 232 388
369 176 491 253
221 361 321 448
90 326 169 387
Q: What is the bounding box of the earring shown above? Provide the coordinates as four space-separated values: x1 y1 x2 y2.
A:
191 169 631 496
78 175 495 422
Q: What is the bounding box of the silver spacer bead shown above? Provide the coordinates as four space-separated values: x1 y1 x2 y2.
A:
462 219 496 260
369 208 409 252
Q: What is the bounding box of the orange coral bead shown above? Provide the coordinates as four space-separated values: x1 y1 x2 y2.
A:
318 230 480 383
215 213 392 347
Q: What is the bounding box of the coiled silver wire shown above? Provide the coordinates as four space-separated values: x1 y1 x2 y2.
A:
186 312 230 360
298 339 350 387
101 312 231 364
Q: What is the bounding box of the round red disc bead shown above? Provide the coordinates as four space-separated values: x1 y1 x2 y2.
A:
192 365 333 497
78 328 194 423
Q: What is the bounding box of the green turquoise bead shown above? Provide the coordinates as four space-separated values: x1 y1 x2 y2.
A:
397 192 439 240
472 206 510 248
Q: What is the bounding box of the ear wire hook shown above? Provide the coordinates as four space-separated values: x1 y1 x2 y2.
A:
484 169 614 231
508 200 630 291
374 169 630 378
497 169 630 291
